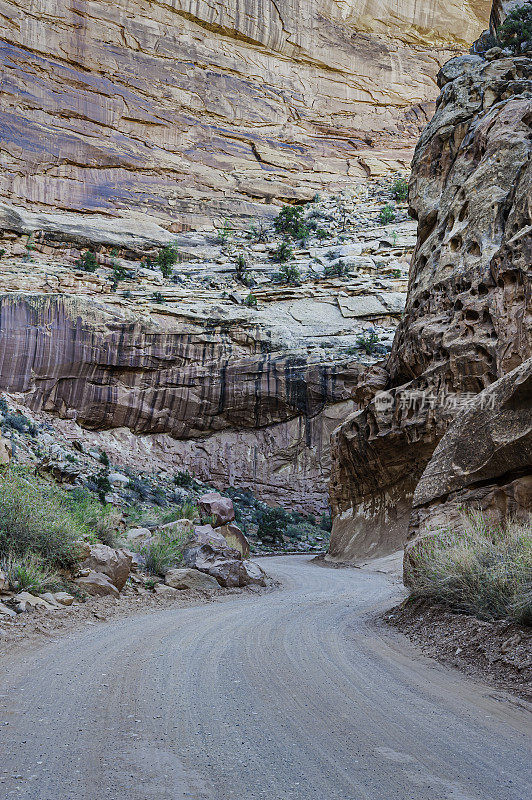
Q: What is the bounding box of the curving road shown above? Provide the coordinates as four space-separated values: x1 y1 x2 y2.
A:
0 556 530 800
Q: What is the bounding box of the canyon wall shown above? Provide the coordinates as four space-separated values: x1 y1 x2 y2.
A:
328 49 532 561
0 292 363 513
0 1 490 228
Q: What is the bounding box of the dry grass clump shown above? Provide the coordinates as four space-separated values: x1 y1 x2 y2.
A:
141 525 193 577
407 512 532 624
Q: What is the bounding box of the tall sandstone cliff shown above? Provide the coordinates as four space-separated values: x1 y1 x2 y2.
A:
328 47 532 563
0 1 490 228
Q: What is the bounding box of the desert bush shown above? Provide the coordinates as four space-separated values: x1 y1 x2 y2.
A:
215 219 232 244
391 177 409 201
1 552 60 593
141 526 192 576
74 251 98 273
271 241 294 263
160 500 199 524
324 260 351 278
356 329 381 354
156 245 179 278
88 467 112 503
320 513 333 532
379 204 396 224
151 291 165 304
0 469 85 569
273 205 309 240
407 513 532 624
256 506 291 545
60 486 121 548
273 263 301 285
497 4 532 54
244 293 258 308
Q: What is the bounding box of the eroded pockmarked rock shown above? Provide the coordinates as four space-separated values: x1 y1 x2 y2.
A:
328 50 532 563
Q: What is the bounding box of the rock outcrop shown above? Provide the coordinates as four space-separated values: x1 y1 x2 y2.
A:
404 358 532 580
328 49 532 562
0 1 490 227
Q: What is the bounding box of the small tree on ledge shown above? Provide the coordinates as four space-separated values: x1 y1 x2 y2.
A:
497 4 532 54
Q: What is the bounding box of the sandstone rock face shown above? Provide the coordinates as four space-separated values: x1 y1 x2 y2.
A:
0 1 489 227
80 544 133 591
0 293 363 513
329 51 532 562
404 358 532 579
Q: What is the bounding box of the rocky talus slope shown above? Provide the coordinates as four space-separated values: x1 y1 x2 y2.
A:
0 1 490 227
0 184 414 513
328 50 532 563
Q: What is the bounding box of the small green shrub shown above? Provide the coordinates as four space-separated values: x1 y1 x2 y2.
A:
271 241 294 263
497 4 532 54
244 293 258 308
160 501 199 525
320 513 332 532
215 219 232 244
151 291 165 304
74 251 98 273
174 470 194 487
273 262 301 285
2 552 59 593
99 450 110 467
273 205 309 240
256 506 291 545
156 245 179 278
0 248 5 258
379 204 396 224
407 513 532 624
356 330 380 355
324 260 351 278
391 177 409 201
315 228 330 241
88 467 112 503
60 487 121 548
110 262 131 290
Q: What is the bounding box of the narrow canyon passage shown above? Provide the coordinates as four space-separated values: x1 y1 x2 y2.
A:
1 557 530 800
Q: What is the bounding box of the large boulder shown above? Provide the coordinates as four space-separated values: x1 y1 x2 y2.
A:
198 492 235 527
80 544 132 591
218 523 250 558
165 568 220 591
125 527 152 549
75 571 120 598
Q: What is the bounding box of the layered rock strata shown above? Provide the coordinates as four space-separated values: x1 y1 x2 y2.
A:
0 187 412 513
328 51 532 561
0 1 490 227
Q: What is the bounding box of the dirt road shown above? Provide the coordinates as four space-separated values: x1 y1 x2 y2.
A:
1 556 530 799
